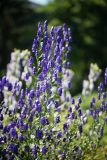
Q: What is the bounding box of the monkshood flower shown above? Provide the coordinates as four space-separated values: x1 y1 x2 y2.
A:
78 124 82 135
42 146 47 154
0 21 75 159
1 20 107 160
105 68 107 85
32 144 37 155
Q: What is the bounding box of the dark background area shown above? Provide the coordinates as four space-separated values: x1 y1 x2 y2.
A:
0 0 107 94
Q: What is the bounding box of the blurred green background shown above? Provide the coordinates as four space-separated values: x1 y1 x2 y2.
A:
0 0 107 94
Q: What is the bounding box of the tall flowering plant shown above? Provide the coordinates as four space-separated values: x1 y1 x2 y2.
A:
0 21 107 160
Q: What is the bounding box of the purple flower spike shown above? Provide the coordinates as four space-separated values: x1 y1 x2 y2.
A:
10 128 18 138
0 114 3 121
57 132 62 139
63 123 69 131
105 117 107 125
10 154 15 160
42 146 47 154
32 145 37 155
71 98 75 104
19 133 24 142
105 68 107 85
100 127 104 136
75 103 80 110
32 38 37 52
41 116 47 125
0 122 3 129
58 87 62 96
36 128 43 139
29 89 35 99
78 124 82 134
54 101 59 108
92 97 96 103
8 143 15 152
56 115 60 123
78 97 82 104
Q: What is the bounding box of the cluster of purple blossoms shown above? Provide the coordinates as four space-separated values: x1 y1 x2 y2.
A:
0 21 73 160
0 21 107 160
105 68 107 85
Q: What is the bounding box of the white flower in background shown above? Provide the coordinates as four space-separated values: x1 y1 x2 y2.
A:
62 68 74 89
7 49 30 83
88 63 101 82
82 80 89 95
4 49 30 110
82 63 101 95
89 81 94 92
